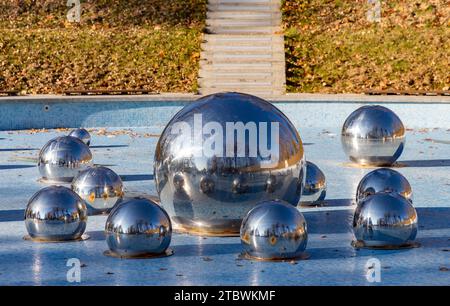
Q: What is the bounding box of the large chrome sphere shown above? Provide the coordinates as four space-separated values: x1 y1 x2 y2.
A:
341 105 405 166
69 128 91 146
301 161 326 203
356 168 412 204
38 136 93 182
105 198 172 258
154 92 306 236
353 193 418 248
71 166 124 215
24 186 88 242
240 200 308 260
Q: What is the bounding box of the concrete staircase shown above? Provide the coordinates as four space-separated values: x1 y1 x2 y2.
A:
198 0 286 96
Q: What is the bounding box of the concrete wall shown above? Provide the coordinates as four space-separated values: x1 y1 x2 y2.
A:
0 94 449 130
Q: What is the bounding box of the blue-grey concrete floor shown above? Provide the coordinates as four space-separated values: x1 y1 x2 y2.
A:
0 124 449 285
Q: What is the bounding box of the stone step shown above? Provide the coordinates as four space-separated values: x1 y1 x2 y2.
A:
201 43 283 52
207 11 281 20
207 4 279 12
199 69 284 78
201 51 284 61
199 85 283 91
200 60 284 66
206 19 280 27
208 0 278 5
199 70 273 78
200 64 275 69
200 65 284 74
199 71 284 79
199 78 275 87
202 39 284 48
203 34 284 45
201 75 283 83
200 76 276 83
199 0 285 95
199 87 285 96
200 61 281 69
207 26 281 35
199 79 286 88
200 59 274 70
199 70 274 79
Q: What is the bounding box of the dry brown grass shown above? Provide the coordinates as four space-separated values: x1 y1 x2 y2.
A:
283 0 450 93
0 0 206 94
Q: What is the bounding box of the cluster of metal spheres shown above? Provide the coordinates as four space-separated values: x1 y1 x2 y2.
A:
340 105 417 248
353 168 418 249
154 92 325 237
24 92 419 260
27 127 175 257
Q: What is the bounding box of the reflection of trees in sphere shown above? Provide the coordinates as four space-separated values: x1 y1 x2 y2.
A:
154 92 306 236
341 105 405 166
353 193 418 248
105 198 172 257
301 161 326 203
240 200 308 260
69 128 91 146
356 168 412 204
38 136 93 182
71 166 124 215
25 186 87 241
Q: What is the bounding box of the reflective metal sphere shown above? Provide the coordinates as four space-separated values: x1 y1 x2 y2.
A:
240 200 308 260
341 105 405 166
38 136 93 183
71 166 124 215
301 161 326 203
105 198 172 258
356 168 412 204
69 128 91 146
154 92 306 236
353 193 418 248
24 186 88 242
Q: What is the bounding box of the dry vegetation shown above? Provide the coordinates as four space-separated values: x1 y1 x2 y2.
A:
1 1 448 94
0 0 206 94
283 0 450 93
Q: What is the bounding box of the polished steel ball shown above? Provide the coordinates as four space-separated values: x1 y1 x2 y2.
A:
301 161 326 203
356 168 412 204
353 193 418 248
341 105 405 166
154 92 306 236
71 166 124 215
38 136 93 182
24 186 88 242
69 128 91 146
240 200 308 260
105 198 172 258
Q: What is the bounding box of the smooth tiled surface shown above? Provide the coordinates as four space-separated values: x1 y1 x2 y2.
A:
0 118 449 285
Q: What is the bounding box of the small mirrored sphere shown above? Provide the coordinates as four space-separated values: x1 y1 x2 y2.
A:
72 166 124 215
341 105 405 166
105 198 172 257
38 136 93 182
356 168 412 204
353 193 418 248
301 161 326 203
240 200 308 260
69 128 91 146
154 92 306 236
25 186 88 241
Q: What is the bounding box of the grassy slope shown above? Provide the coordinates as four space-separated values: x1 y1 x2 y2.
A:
0 0 206 94
282 0 450 93
2 1 448 95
